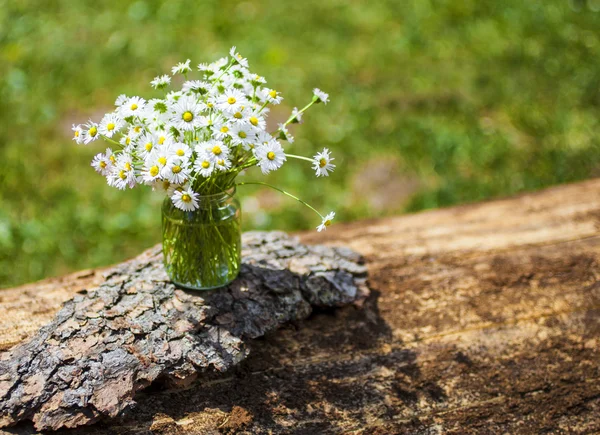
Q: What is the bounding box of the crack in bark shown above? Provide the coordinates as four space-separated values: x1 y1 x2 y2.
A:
0 231 368 431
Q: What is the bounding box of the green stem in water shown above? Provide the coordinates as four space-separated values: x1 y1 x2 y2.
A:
236 181 324 219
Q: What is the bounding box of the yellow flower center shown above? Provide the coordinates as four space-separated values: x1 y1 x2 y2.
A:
124 162 132 171
158 157 167 166
176 149 185 156
319 158 327 168
107 123 115 131
150 166 159 177
158 136 166 145
238 131 247 139
249 117 258 126
162 180 170 189
131 103 138 110
183 111 193 122
172 165 181 174
89 126 97 137
227 97 236 104
324 220 331 227
134 126 141 133
202 161 210 169
267 151 276 160
207 102 214 108
220 126 229 133
74 130 80 137
119 170 127 180
145 143 153 151
109 155 116 164
269 90 277 98
217 159 225 166
126 137 131 145
182 194 191 203
212 145 222 155
234 112 242 119
99 161 107 168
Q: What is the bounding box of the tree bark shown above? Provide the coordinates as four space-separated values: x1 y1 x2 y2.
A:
0 232 368 431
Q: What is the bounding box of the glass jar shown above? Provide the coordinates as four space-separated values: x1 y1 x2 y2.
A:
161 187 241 290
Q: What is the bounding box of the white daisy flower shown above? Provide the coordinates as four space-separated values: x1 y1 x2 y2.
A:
277 123 294 143
162 158 190 184
313 88 330 104
182 80 210 95
229 123 255 149
166 90 184 103
153 143 175 169
210 57 229 73
211 121 232 140
171 59 192 75
197 62 212 75
136 133 158 160
215 157 232 172
258 88 283 105
215 89 247 114
170 96 205 132
109 154 137 190
153 130 173 146
81 121 100 145
194 158 215 177
312 148 336 177
172 187 200 211
250 74 267 85
120 96 146 118
202 140 230 163
152 178 173 193
150 74 171 89
91 150 112 176
317 212 335 232
255 131 273 146
99 113 124 138
147 98 169 116
171 142 192 161
72 124 83 144
229 46 249 68
128 123 146 138
115 94 128 107
141 158 162 184
120 132 135 147
247 114 266 130
255 139 286 174
290 107 303 124
225 106 250 124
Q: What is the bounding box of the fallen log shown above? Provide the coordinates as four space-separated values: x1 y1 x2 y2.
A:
2 179 600 434
0 232 368 431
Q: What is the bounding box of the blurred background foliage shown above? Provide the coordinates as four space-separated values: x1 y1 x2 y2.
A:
1 0 600 287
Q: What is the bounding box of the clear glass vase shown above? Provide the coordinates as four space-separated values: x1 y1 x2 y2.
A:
161 187 241 290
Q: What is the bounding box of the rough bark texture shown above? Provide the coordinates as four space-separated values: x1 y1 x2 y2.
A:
2 179 600 434
0 232 368 431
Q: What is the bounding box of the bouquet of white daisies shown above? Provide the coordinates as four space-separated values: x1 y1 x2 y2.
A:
72 47 335 232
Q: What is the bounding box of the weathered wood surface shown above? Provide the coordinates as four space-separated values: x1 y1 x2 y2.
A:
2 179 600 434
0 232 367 431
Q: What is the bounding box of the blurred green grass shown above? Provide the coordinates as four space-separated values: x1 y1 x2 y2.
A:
1 0 600 287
